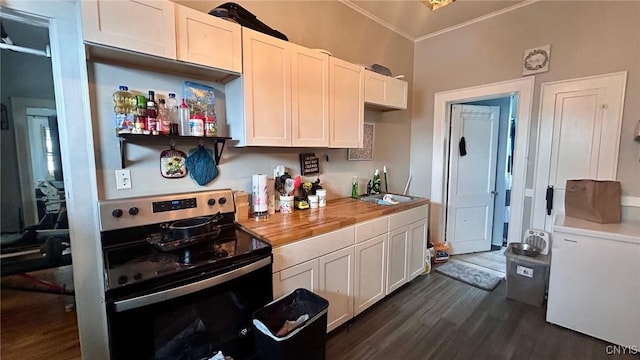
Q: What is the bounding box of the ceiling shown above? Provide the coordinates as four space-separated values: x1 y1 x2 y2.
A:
343 0 525 41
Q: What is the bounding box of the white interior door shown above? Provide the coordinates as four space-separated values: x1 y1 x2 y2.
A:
532 72 627 232
446 104 500 254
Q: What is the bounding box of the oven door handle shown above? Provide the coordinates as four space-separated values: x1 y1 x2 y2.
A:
113 257 271 312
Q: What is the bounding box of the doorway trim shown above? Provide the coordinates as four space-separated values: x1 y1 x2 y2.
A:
430 77 535 246
2 2 109 359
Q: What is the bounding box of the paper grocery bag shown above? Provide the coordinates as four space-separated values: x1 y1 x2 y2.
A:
564 180 621 223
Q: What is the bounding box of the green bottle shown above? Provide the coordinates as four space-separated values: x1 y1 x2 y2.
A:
351 176 359 198
372 169 381 194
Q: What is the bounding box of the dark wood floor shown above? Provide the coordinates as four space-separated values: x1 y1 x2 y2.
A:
2 266 636 360
327 271 637 360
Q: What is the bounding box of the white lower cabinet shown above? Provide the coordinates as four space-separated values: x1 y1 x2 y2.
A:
272 258 319 299
273 247 354 332
386 226 408 294
270 205 428 333
547 228 640 347
387 206 428 294
354 234 387 315
408 219 427 280
318 247 354 332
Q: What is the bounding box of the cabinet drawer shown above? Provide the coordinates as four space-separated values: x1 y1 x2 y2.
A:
272 226 355 272
355 216 389 243
389 205 428 230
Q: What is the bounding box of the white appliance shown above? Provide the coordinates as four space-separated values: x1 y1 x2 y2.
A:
547 216 640 348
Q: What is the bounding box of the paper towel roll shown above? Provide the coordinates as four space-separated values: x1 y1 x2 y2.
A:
252 174 268 213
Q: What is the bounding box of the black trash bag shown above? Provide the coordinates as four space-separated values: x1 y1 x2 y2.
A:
209 2 288 41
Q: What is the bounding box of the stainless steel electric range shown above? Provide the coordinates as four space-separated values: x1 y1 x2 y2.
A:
98 189 272 360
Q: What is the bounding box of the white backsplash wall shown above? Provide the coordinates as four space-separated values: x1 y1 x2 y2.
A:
90 62 406 200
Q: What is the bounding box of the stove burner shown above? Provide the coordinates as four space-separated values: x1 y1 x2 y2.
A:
174 240 235 265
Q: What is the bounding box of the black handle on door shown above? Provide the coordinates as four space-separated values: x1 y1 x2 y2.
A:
545 186 554 215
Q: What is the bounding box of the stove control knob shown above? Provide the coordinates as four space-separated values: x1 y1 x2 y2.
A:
117 275 128 285
128 207 139 216
133 273 142 281
112 209 123 218
218 197 227 205
207 199 216 206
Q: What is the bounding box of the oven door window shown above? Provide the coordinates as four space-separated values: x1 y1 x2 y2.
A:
108 262 272 360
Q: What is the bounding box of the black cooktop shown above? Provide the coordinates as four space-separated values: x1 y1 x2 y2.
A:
103 226 270 291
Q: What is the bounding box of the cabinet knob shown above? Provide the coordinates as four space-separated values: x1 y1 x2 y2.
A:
112 209 123 218
208 199 216 206
219 197 227 205
128 207 139 215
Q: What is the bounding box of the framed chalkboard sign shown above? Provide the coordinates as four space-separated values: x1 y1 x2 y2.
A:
299 153 320 175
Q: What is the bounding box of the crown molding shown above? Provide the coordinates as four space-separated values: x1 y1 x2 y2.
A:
339 0 415 41
415 0 539 42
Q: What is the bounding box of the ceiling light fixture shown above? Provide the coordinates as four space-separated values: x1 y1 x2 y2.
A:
421 0 455 11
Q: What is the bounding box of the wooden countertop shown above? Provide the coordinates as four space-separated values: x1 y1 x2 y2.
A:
236 197 429 247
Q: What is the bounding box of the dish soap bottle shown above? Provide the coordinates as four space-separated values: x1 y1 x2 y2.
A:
351 176 359 199
372 169 382 194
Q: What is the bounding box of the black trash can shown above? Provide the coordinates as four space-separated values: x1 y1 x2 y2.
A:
252 288 329 360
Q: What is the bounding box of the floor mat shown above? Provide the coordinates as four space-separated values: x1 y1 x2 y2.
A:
435 261 502 291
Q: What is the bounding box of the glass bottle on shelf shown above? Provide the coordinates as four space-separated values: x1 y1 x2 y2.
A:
166 93 179 135
157 99 170 135
146 91 158 135
134 95 146 134
178 98 190 136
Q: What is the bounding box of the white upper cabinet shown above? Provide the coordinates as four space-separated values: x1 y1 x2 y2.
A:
236 28 291 146
329 58 364 148
82 0 177 59
227 28 330 147
291 46 330 147
175 4 241 73
364 69 408 111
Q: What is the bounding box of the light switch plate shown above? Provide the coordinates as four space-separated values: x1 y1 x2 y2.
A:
115 169 132 190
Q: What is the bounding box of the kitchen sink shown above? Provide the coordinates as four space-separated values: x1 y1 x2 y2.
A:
359 193 416 205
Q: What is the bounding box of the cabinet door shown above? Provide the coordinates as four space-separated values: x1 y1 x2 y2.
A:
82 0 177 59
272 259 318 299
364 70 407 110
364 70 386 105
354 234 387 316
242 28 291 146
547 233 640 347
407 219 427 281
386 226 408 294
329 58 364 148
175 4 241 73
319 247 354 332
291 46 330 147
386 77 408 110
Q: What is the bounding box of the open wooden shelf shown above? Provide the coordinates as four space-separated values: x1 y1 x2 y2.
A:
117 133 232 169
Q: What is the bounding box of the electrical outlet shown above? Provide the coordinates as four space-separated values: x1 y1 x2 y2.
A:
115 169 132 190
